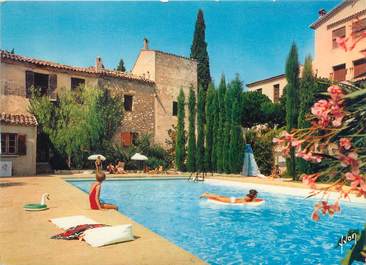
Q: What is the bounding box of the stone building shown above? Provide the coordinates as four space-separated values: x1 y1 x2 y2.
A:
132 38 198 145
0 40 197 175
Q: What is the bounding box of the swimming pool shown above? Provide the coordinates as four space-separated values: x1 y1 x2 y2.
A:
69 179 366 265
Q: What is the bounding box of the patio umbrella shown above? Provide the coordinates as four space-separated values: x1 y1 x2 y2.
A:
88 154 106 161
131 153 148 161
131 153 148 171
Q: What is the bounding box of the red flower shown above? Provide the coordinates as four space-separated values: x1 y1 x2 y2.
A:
327 85 344 101
345 172 366 191
336 37 349 52
302 173 320 188
339 152 359 168
339 138 352 150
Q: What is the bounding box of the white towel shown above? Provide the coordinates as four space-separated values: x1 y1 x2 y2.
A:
49 215 98 230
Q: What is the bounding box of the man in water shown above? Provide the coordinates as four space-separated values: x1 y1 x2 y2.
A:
200 189 258 203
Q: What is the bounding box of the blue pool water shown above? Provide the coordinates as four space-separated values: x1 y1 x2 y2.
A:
69 179 366 265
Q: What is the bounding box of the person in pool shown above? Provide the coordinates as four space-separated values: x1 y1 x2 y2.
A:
200 189 259 203
89 172 118 210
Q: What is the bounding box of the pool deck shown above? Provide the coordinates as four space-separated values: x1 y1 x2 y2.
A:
1 173 363 265
0 176 206 265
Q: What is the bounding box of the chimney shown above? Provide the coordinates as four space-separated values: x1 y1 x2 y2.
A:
318 9 327 17
143 38 149 50
95 56 104 71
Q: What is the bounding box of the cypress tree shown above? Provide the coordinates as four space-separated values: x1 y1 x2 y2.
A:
223 84 232 173
297 56 317 174
216 75 226 172
187 86 196 172
196 86 205 172
116 59 126 72
229 76 244 173
298 55 316 129
190 9 211 92
285 43 300 180
211 89 219 172
205 83 215 172
175 88 186 171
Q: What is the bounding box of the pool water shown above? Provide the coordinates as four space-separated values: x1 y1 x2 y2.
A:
70 179 366 265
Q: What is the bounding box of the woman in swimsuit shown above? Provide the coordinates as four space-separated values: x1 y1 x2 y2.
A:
89 172 118 210
95 156 102 173
200 189 258 203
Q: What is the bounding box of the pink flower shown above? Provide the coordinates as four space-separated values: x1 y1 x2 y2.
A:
272 137 284 144
311 100 331 118
327 85 344 100
339 138 352 150
302 173 320 188
345 172 366 191
336 37 348 52
339 152 359 168
291 139 303 147
311 210 320 222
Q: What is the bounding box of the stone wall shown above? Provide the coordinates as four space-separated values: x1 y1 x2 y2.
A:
154 51 197 146
97 77 155 144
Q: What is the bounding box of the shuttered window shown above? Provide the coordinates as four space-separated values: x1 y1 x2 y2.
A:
332 26 346 49
273 84 280 103
25 71 57 99
0 133 26 155
172 101 178 116
352 18 366 38
121 132 132 146
333 64 347 82
71 77 85 90
124 95 133 112
354 58 366 78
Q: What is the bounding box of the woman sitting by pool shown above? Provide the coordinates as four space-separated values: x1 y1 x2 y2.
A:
200 189 262 204
89 172 118 210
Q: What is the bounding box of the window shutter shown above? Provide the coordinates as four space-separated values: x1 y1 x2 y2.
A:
18 135 27 155
25 71 34 98
48 74 57 100
121 132 132 146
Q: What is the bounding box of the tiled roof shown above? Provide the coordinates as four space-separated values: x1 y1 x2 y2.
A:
0 50 155 85
246 74 286 87
0 112 38 127
309 0 354 29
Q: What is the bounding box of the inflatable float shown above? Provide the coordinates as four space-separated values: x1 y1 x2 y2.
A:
23 193 50 211
206 197 265 206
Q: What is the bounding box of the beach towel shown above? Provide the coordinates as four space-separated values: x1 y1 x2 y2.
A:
51 224 108 240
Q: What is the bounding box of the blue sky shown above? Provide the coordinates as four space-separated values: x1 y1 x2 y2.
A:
1 1 338 86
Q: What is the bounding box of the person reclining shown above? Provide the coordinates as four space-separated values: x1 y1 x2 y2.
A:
200 189 259 203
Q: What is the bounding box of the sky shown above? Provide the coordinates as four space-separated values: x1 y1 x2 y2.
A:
1 1 338 87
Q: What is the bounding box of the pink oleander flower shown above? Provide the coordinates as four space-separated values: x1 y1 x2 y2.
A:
291 139 304 149
345 172 366 191
327 85 344 101
302 173 320 189
311 210 320 222
311 100 331 118
339 138 352 150
339 152 359 168
336 37 348 52
297 151 322 163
